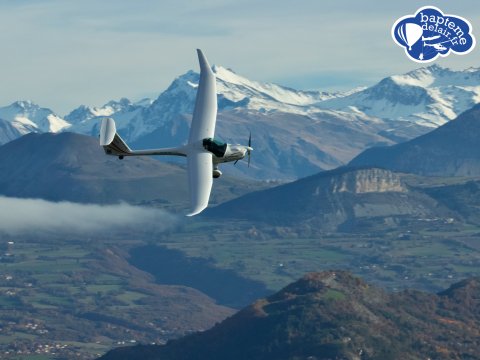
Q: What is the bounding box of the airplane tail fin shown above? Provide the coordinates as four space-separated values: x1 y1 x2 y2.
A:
99 118 132 157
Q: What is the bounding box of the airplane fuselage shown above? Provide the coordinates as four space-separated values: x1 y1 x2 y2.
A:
201 138 251 165
213 144 249 164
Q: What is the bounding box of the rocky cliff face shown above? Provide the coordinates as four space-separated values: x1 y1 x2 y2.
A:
206 166 443 229
331 168 406 194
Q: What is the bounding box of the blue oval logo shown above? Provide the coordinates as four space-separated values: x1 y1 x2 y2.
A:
392 6 476 63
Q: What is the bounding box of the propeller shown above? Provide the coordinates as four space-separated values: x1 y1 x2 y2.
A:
247 132 252 168
233 132 252 167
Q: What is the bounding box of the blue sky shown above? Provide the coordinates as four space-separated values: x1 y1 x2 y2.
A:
0 0 478 114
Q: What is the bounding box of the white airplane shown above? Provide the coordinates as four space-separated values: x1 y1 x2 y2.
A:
99 49 253 216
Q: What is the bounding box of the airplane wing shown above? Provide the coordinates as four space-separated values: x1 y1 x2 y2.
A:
186 151 213 216
188 49 217 144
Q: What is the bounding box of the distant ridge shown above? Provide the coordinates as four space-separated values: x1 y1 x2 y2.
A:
349 104 480 177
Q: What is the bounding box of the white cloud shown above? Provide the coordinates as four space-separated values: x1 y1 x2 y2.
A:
0 196 177 235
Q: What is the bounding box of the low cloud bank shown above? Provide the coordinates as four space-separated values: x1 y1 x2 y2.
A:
0 196 178 235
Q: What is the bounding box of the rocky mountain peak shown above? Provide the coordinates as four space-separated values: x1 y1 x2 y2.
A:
270 271 367 299
12 100 37 109
0 101 69 134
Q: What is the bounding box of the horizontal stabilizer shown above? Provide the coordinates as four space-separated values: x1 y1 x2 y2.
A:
99 118 131 156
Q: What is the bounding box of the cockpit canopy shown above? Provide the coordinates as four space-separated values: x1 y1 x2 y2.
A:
203 138 227 157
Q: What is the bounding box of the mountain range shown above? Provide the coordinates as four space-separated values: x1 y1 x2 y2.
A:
200 100 480 229
99 271 480 360
0 100 70 134
349 103 480 177
318 65 480 128
0 64 479 179
2 102 480 227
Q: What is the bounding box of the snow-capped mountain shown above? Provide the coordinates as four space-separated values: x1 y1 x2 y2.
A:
66 98 150 136
119 68 394 179
214 65 344 113
82 66 356 143
1 64 479 179
0 101 70 134
317 65 480 128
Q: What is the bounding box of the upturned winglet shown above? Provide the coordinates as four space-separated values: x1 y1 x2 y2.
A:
196 49 213 74
188 49 217 144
